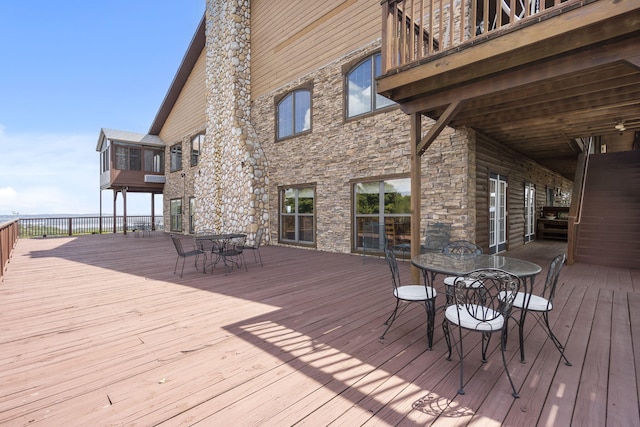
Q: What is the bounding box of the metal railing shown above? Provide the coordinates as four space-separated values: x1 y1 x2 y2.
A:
17 216 164 238
381 0 575 72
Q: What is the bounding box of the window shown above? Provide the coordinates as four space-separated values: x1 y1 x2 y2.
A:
101 146 110 173
144 148 164 173
170 143 182 172
191 134 203 166
279 186 315 244
114 145 141 171
277 89 311 140
346 53 395 118
354 178 411 252
189 197 196 234
170 198 182 232
489 173 508 254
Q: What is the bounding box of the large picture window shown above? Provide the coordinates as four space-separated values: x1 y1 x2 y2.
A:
277 89 311 140
170 198 182 232
144 148 164 173
346 53 395 118
170 143 182 172
354 178 411 252
279 186 315 245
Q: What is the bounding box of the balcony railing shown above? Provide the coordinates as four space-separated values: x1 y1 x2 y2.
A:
381 0 575 72
17 216 163 238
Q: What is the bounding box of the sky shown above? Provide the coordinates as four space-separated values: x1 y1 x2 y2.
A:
0 1 204 216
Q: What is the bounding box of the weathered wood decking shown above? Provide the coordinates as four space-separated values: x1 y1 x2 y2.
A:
1 234 638 426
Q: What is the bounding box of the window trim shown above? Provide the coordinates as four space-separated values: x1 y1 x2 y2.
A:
191 133 203 167
170 143 182 172
344 51 396 121
278 183 317 247
275 82 313 142
170 198 183 232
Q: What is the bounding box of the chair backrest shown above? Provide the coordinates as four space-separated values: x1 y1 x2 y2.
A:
452 269 521 322
170 234 186 257
254 228 264 249
443 240 483 255
423 222 451 252
384 247 402 290
542 253 566 303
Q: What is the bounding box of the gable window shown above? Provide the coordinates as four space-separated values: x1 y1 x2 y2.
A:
277 89 311 140
346 52 395 118
170 143 182 172
191 134 203 166
114 145 141 171
279 185 315 245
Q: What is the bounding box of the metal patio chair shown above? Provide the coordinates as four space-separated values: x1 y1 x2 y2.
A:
443 269 521 398
381 247 438 349
170 234 206 277
442 240 483 303
243 228 264 266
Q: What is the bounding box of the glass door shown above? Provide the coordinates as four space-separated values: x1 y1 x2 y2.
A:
489 173 508 254
524 183 535 242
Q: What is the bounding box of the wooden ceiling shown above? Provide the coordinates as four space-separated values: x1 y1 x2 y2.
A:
378 2 640 180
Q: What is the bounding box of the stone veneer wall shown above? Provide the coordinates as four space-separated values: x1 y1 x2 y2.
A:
197 0 269 242
252 41 474 253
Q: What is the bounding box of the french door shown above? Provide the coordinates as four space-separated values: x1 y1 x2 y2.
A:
524 182 536 242
489 173 508 254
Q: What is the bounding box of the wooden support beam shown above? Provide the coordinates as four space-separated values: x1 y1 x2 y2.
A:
410 112 422 283
416 100 464 155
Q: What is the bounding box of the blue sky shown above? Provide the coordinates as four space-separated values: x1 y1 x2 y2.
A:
0 1 204 215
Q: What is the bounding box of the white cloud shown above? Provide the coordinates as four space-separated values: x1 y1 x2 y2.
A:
0 125 161 215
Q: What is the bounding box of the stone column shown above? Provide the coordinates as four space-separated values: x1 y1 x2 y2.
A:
197 0 269 242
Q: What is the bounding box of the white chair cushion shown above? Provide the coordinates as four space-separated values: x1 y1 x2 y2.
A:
444 276 482 287
510 291 552 311
395 285 437 301
445 304 504 332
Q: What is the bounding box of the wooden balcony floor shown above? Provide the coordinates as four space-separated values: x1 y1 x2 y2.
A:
1 234 639 426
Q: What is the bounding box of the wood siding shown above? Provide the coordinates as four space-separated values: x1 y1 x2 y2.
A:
475 132 572 252
251 0 381 99
158 49 207 144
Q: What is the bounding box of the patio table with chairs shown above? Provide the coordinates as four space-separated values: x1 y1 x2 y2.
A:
195 232 247 274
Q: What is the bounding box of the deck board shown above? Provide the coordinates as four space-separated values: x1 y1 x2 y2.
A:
0 234 639 426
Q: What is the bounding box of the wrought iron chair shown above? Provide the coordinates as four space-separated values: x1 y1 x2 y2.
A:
392 222 451 255
381 247 438 349
170 234 206 277
221 235 247 273
243 228 264 266
442 240 483 303
510 253 571 366
443 269 521 398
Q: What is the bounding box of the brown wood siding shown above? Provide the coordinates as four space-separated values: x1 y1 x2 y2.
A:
475 132 572 253
251 0 381 99
158 49 207 143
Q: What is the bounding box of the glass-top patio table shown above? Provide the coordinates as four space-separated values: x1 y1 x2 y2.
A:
195 233 246 274
412 252 542 362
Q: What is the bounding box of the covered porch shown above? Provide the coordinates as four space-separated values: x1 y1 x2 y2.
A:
1 233 638 425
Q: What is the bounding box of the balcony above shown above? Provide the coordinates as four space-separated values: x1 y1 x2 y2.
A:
378 0 640 179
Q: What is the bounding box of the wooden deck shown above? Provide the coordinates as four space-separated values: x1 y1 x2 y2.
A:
1 233 639 426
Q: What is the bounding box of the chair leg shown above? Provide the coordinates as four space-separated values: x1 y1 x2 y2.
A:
174 256 180 275
256 250 263 266
423 299 436 350
443 320 453 360
541 312 572 366
456 325 466 395
180 257 186 278
501 329 520 398
380 300 400 339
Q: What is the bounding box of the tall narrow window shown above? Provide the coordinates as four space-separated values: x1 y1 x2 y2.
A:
489 173 508 254
189 197 196 234
170 198 182 232
279 186 315 244
524 182 535 242
144 148 164 173
277 89 311 140
346 53 395 118
191 134 203 166
170 144 182 172
353 178 411 252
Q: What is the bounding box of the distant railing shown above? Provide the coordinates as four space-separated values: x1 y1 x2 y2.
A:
1 220 19 282
381 0 574 71
17 216 164 238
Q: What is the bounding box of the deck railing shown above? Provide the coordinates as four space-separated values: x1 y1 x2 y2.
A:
17 216 163 238
0 220 19 282
381 0 575 72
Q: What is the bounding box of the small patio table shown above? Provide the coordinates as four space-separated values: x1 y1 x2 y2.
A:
195 233 246 274
411 252 541 362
